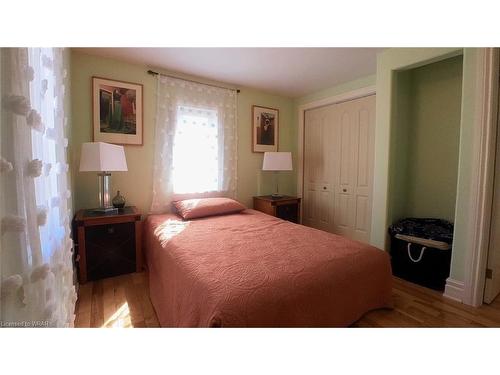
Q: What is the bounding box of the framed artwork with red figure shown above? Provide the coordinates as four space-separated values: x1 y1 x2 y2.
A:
92 77 143 145
252 105 278 152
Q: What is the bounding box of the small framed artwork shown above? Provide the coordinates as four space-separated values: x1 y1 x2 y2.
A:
252 105 279 153
92 77 143 145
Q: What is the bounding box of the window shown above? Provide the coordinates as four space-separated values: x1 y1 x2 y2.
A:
28 48 66 263
1 48 75 326
172 106 220 194
150 75 237 214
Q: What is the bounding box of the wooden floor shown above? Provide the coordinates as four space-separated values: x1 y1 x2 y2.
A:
355 277 500 327
74 272 159 328
74 272 500 328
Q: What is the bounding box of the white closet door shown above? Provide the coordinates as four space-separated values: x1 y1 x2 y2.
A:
303 106 334 232
351 95 375 242
333 101 355 238
303 95 375 243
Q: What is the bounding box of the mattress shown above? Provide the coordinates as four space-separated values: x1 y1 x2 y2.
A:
144 209 392 327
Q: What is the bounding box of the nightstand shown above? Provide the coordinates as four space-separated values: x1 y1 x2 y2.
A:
253 195 301 224
74 206 142 284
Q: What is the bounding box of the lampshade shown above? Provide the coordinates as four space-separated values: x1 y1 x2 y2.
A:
79 142 128 172
262 152 293 171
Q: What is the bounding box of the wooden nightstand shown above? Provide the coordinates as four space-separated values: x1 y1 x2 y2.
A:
74 206 142 284
253 195 301 224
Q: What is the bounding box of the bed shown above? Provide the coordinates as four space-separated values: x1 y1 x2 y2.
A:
144 208 392 327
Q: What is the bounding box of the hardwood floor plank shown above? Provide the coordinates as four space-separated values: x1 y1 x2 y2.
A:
74 311 91 328
390 277 500 326
90 280 104 328
102 277 116 326
75 282 92 327
124 274 145 326
112 275 127 310
75 273 500 328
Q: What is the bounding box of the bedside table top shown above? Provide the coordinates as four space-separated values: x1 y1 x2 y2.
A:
75 206 141 224
253 195 300 203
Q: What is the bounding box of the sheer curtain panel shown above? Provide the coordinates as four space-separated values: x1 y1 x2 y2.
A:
0 48 75 327
150 76 238 213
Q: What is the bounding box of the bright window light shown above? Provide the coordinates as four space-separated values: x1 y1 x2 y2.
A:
172 106 219 194
28 48 65 263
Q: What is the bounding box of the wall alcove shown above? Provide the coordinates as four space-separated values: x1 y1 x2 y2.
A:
389 55 463 223
387 55 464 290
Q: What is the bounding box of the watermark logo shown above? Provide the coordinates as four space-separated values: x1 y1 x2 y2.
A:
0 320 50 328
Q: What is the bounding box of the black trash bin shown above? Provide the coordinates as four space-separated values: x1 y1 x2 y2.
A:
388 218 453 291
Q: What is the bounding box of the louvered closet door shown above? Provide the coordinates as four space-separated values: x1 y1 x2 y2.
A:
303 95 375 244
303 106 334 232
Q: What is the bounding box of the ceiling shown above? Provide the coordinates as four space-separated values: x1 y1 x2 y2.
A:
76 48 383 98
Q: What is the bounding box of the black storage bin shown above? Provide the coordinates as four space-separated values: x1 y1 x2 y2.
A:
389 218 453 291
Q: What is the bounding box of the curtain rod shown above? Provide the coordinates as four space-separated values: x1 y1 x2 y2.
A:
147 70 240 93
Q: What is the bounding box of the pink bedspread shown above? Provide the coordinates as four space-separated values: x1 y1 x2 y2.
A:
144 209 392 327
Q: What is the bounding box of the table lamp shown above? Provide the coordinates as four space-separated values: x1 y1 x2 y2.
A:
79 142 128 213
262 152 293 199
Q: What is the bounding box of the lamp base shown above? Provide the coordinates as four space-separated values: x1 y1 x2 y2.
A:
271 193 284 199
97 172 115 214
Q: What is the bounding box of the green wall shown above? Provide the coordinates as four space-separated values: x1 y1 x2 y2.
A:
405 56 463 221
294 74 376 106
70 51 295 213
390 56 463 222
388 69 412 224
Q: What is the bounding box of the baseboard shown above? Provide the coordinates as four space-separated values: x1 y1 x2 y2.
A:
443 278 465 303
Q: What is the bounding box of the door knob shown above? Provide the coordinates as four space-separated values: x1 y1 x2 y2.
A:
342 188 347 192
323 186 327 190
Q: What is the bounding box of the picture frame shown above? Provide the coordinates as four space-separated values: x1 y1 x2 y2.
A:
92 76 143 145
252 105 279 153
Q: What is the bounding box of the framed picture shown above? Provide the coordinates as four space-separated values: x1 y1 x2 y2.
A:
252 105 279 152
92 77 143 145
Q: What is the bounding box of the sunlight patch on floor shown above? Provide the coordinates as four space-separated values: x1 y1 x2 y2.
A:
102 302 132 328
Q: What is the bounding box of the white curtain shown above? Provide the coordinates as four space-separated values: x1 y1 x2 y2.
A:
150 76 238 213
0 48 75 327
